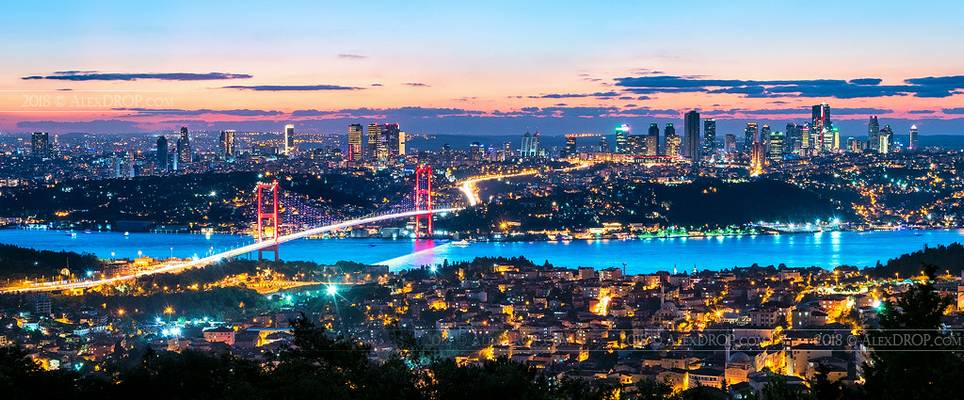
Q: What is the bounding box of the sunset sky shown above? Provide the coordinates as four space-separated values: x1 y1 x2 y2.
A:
2 0 963 135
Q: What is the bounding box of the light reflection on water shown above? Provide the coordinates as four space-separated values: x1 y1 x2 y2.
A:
1 228 962 274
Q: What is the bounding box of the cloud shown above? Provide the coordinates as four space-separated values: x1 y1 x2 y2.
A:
908 110 936 114
614 74 964 99
371 83 383 87
222 84 363 91
337 53 367 59
116 108 284 117
943 107 964 114
16 119 142 132
527 91 619 99
22 71 252 81
404 82 431 87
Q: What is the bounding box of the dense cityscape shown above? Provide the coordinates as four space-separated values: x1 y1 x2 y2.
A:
2 2 964 399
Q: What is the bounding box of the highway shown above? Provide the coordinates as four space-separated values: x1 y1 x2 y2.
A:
1 208 460 293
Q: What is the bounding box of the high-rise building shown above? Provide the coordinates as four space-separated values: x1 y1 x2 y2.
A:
176 126 191 167
744 123 758 153
647 123 660 155
283 124 295 155
760 125 771 157
768 131 784 162
867 116 880 152
219 130 236 157
801 124 811 154
908 124 919 151
879 124 893 154
347 124 363 161
156 135 169 172
702 118 716 161
30 132 50 158
724 134 737 155
521 131 541 158
380 123 402 158
664 124 678 157
627 134 647 156
683 111 701 161
750 141 765 176
785 123 803 155
597 136 609 153
614 124 630 153
398 130 406 156
812 103 831 134
367 123 383 161
563 135 577 157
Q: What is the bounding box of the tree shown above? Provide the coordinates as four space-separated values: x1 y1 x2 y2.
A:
863 265 964 399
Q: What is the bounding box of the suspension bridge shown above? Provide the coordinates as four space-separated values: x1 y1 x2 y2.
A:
1 165 454 293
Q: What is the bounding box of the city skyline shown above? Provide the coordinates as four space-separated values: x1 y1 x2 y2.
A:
1 1 964 135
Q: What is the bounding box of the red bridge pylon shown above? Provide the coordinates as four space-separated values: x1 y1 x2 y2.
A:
414 165 433 239
256 180 279 262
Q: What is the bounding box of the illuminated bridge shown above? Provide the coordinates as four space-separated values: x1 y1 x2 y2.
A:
1 165 456 294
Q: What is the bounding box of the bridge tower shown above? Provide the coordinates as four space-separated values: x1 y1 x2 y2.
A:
256 181 280 261
413 165 433 239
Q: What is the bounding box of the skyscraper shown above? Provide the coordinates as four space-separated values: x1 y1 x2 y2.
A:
614 124 630 153
703 118 716 161
176 126 191 167
563 135 577 157
760 125 771 157
521 131 541 158
381 123 402 158
768 130 784 162
347 124 363 161
30 132 49 158
283 124 295 155
879 124 893 154
744 123 758 153
683 111 701 161
908 124 919 151
156 135 169 172
724 134 737 156
664 123 680 158
867 116 880 152
367 123 383 161
219 130 236 157
647 122 660 155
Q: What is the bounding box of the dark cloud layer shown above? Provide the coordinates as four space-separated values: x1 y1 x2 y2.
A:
614 74 964 99
116 108 284 117
22 71 252 81
222 84 363 91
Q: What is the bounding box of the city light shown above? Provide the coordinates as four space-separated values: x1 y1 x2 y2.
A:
326 284 338 296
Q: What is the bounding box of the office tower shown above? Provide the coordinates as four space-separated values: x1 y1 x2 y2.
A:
627 134 647 156
683 111 700 161
597 136 609 153
824 127 838 151
156 135 169 172
347 124 363 161
767 131 784 162
801 124 811 154
366 123 383 161
702 118 716 161
176 126 191 166
908 124 919 151
30 132 50 158
847 137 862 153
879 125 893 154
812 103 831 134
760 125 771 157
503 141 513 159
724 134 737 156
750 141 765 175
372 123 402 158
521 131 541 158
469 142 484 161
867 116 880 152
614 124 630 153
563 134 577 157
219 130 236 157
744 123 758 153
785 123 802 155
647 122 660 155
283 124 295 155
398 130 406 156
